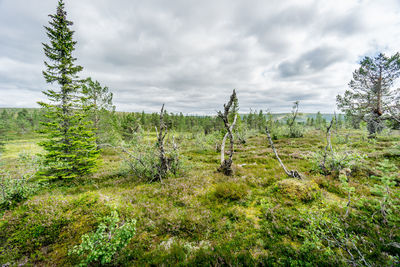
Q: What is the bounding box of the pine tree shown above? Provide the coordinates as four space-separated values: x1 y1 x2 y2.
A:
140 111 146 129
315 111 323 129
337 53 400 135
82 77 115 145
38 0 99 180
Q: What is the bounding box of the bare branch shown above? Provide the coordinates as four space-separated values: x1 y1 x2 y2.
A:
217 90 238 176
265 124 302 179
321 118 335 173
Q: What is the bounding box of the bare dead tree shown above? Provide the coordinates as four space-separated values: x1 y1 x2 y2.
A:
155 104 168 182
287 101 299 128
265 123 302 179
101 104 180 182
287 101 303 138
217 89 238 176
320 118 335 174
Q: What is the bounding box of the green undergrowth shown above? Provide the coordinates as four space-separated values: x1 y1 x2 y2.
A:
0 130 399 266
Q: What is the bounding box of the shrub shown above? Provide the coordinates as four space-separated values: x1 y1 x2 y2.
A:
235 127 258 144
0 153 43 210
289 123 304 138
214 182 248 201
276 179 320 203
0 175 41 210
299 210 367 266
193 131 222 150
269 125 287 140
383 143 400 160
119 139 183 182
312 151 367 176
370 160 399 224
69 210 136 266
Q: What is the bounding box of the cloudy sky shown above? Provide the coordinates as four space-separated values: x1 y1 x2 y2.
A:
1 0 400 114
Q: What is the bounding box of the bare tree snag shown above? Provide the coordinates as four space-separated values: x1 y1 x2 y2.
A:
288 101 299 128
321 118 335 173
156 104 168 182
220 114 237 165
217 89 238 176
265 124 302 179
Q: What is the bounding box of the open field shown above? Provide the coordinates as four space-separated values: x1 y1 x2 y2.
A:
1 129 399 265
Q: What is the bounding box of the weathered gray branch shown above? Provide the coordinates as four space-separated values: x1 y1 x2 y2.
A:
157 104 168 182
217 89 238 176
220 114 237 164
321 118 335 173
265 124 302 179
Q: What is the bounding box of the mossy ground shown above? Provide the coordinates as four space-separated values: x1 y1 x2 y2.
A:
0 129 399 266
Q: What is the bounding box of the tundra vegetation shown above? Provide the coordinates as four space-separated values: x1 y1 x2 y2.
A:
0 0 400 266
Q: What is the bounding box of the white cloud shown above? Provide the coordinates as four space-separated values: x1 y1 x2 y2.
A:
1 0 400 114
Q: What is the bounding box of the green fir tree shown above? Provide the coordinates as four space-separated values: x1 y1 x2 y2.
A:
37 0 99 180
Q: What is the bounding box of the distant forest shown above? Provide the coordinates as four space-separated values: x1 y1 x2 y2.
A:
0 107 344 141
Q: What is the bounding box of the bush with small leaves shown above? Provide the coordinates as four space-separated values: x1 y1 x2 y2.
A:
288 123 304 138
69 211 136 266
0 174 41 210
121 140 182 182
312 151 367 176
0 153 43 210
370 160 399 224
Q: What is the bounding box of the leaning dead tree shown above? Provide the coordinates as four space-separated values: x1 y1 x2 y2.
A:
217 90 238 176
265 124 302 179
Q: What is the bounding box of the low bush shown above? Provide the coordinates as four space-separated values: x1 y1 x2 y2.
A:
0 153 43 210
69 210 136 266
193 131 222 151
370 160 399 224
289 123 304 138
214 182 248 201
120 141 183 182
276 179 320 203
0 175 41 210
312 150 367 176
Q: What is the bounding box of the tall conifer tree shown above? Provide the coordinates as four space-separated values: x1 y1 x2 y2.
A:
38 0 99 179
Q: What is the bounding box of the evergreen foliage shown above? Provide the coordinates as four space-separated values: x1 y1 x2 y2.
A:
337 53 400 135
37 0 99 180
82 77 115 145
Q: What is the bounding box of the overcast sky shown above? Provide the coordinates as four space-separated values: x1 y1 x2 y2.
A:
1 0 400 114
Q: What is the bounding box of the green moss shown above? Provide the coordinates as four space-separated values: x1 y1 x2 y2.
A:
1 129 399 266
276 179 321 203
214 182 249 201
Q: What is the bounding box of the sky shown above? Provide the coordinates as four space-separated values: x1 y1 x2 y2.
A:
1 0 400 114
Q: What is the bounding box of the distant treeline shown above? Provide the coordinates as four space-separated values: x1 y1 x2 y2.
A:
0 107 352 142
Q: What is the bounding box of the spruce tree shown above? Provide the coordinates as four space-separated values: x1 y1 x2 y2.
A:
38 0 99 179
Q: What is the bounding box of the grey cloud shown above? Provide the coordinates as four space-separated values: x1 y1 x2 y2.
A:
322 9 366 36
278 46 347 77
1 0 400 113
